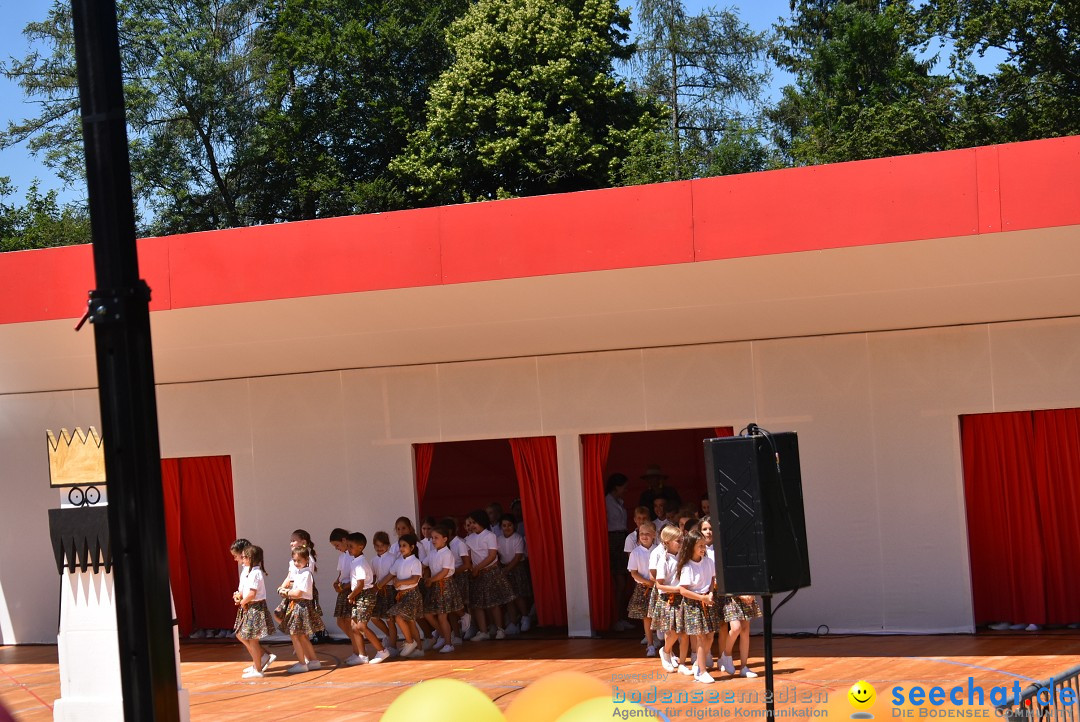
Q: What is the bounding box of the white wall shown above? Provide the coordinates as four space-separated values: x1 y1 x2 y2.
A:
3 316 1080 643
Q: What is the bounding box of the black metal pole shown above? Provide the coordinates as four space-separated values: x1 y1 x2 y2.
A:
69 0 180 718
763 594 775 718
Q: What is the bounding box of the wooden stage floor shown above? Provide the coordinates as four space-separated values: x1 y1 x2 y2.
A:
3 632 1078 721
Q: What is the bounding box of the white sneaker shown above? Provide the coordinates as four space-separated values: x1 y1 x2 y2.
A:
190 629 206 639
370 649 390 664
739 667 758 678
659 649 674 672
706 652 714 669
261 653 276 673
471 631 490 642
505 623 520 635
495 628 506 640
307 660 322 670
988 622 1010 631
346 654 367 666
439 644 455 653
694 666 716 684
640 636 648 645
459 613 472 634
646 645 657 657
1025 624 1041 632
520 617 531 632
387 646 400 657
421 638 435 651
720 653 735 675
286 662 309 675
407 648 425 658
241 668 263 679
656 629 665 641
400 641 418 657
677 664 693 676
463 626 477 641
451 635 463 646
242 665 254 674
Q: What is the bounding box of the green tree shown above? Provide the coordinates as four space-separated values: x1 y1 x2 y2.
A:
624 0 772 182
391 0 655 205
3 0 469 233
928 0 1080 143
1 0 268 234
0 178 91 252
240 0 468 221
769 0 961 165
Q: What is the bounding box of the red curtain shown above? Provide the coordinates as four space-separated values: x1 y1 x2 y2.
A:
961 412 1047 625
581 433 613 632
160 459 192 636
508 437 568 627
414 443 435 515
161 456 238 634
1032 409 1080 624
178 456 238 630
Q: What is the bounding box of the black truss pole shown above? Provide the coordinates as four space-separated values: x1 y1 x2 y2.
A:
70 0 180 717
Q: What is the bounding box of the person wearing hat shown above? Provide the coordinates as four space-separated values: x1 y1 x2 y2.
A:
638 465 682 512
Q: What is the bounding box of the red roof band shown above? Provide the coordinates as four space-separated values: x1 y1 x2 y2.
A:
1 136 1078 326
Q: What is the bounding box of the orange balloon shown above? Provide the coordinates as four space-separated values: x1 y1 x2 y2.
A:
504 671 611 722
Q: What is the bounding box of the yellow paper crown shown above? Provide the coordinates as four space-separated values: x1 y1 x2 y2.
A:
47 427 106 488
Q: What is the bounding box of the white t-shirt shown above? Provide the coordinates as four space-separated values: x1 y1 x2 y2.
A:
648 545 667 578
392 555 422 591
465 529 498 568
653 518 670 533
496 532 525 565
417 537 434 565
449 536 470 569
426 545 456 578
237 564 250 592
350 554 373 592
654 551 679 587
373 550 396 585
678 557 715 595
336 550 351 585
292 567 315 600
706 544 715 563
238 566 267 602
627 545 652 579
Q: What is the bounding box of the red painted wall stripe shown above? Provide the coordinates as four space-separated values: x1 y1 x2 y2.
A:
1 136 1077 326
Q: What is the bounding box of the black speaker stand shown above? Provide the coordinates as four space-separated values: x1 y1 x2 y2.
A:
763 594 775 717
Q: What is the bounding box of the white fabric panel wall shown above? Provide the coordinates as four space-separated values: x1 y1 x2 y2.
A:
4 316 1080 642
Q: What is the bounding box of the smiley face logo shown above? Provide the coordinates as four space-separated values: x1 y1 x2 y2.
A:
848 680 876 718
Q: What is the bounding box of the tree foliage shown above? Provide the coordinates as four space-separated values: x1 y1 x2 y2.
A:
391 0 655 205
623 0 772 182
927 0 1080 143
0 177 90 252
769 0 962 165
239 0 468 221
1 0 466 236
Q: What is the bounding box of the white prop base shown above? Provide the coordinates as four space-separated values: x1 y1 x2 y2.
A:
54 569 190 722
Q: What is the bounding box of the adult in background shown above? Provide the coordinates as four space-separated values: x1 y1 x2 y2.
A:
606 473 634 631
638 465 682 512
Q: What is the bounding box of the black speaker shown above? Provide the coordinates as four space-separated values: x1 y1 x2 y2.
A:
704 431 810 596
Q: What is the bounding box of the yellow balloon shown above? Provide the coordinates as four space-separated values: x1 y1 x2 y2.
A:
381 678 506 722
504 671 611 722
556 695 649 722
